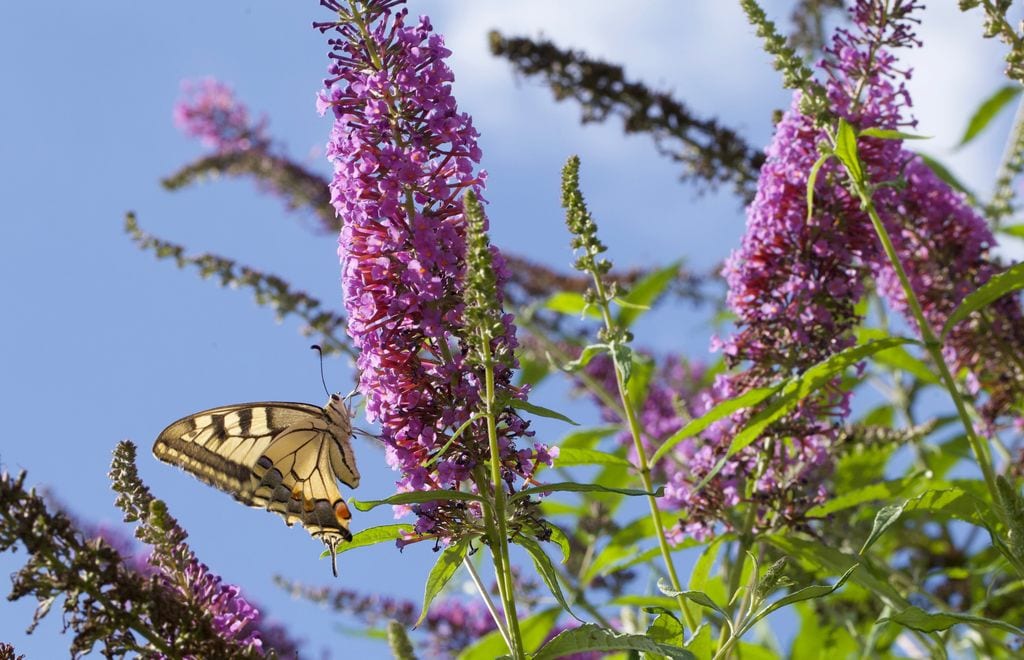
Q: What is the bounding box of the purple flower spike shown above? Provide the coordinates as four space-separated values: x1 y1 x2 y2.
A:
317 1 550 536
667 0 1024 542
174 78 268 153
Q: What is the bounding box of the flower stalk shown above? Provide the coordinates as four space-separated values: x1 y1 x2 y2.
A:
560 155 696 631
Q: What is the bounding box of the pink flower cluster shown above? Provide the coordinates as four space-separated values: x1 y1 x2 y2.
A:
316 0 550 533
173 78 268 152
665 0 1024 540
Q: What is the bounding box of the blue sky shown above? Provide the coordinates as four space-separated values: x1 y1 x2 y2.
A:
0 1 1018 656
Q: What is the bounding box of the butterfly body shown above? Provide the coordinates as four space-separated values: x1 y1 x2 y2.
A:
153 394 359 575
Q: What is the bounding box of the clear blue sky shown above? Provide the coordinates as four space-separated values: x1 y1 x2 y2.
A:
0 1 1015 656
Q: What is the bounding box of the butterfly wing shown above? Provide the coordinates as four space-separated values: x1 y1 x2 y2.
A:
154 402 323 502
154 401 358 574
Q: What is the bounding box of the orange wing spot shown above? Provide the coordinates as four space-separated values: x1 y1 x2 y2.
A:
335 500 352 522
303 498 315 512
291 484 303 501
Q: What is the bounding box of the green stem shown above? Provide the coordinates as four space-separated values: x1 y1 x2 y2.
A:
588 277 697 632
849 175 1003 514
482 342 527 659
463 556 513 651
713 504 758 659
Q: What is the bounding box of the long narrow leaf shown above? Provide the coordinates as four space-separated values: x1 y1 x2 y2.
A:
318 524 413 559
940 262 1024 340
511 482 661 503
416 538 469 626
694 338 914 492
533 624 695 660
883 606 1024 637
651 385 780 465
517 536 583 621
351 489 484 512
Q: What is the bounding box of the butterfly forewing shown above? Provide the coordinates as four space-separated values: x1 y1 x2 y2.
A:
153 398 360 574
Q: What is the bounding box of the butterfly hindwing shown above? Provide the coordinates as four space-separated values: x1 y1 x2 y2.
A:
154 398 360 574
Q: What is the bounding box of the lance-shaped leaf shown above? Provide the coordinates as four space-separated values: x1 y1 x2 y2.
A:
532 624 695 660
957 85 1021 147
616 262 681 328
504 397 579 426
658 579 733 625
417 538 470 627
834 118 864 182
552 447 633 469
511 482 662 503
694 338 914 492
351 490 484 512
517 536 582 621
651 385 780 465
882 606 1024 637
458 608 560 660
744 565 858 630
940 261 1024 340
318 524 414 559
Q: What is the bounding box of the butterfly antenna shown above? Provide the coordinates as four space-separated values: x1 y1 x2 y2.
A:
310 344 331 398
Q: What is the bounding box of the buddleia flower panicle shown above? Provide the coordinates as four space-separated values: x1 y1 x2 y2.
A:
173 78 269 153
109 441 271 656
666 0 1024 542
316 0 551 540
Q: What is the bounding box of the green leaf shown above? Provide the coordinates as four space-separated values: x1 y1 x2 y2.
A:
1001 223 1024 239
505 397 579 426
611 594 679 610
545 291 599 317
594 535 709 581
687 536 724 594
765 535 909 607
694 338 914 492
417 538 469 626
806 152 831 223
646 610 684 647
563 343 608 372
556 425 618 450
583 515 660 583
883 606 1024 637
901 487 993 526
858 127 930 141
834 118 864 183
533 624 695 660
805 476 918 517
867 341 939 385
616 263 681 328
626 353 655 414
746 565 858 628
940 261 1024 340
351 490 484 512
650 385 780 465
546 524 572 564
511 482 661 503
657 579 732 623
458 607 560 660
517 536 583 622
553 447 633 469
611 342 634 384
318 524 413 559
915 152 974 198
683 624 712 660
859 504 904 554
957 84 1022 147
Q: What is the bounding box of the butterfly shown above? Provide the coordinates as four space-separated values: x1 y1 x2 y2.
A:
153 393 360 576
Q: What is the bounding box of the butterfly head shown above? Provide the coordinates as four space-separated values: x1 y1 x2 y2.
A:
325 393 354 430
